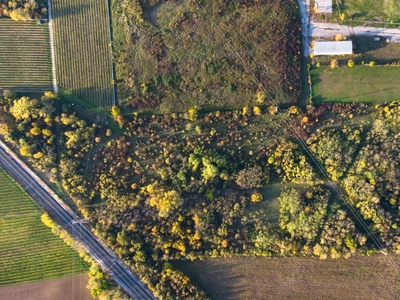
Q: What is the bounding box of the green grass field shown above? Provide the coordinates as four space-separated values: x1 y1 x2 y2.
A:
0 19 52 93
335 0 400 23
0 168 88 287
311 66 400 103
51 0 114 107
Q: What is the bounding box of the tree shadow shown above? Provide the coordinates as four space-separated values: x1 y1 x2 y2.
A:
173 259 250 300
50 2 91 20
352 36 387 54
59 86 115 109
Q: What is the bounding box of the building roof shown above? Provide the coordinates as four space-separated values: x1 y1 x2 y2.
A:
314 0 332 13
314 41 353 55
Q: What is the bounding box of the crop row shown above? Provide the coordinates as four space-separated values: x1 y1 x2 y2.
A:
0 168 87 286
0 19 53 93
51 0 114 107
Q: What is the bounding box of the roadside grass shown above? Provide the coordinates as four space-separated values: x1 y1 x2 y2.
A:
311 66 400 103
333 0 400 24
0 19 52 93
0 168 88 287
111 0 302 111
175 255 400 300
51 0 114 108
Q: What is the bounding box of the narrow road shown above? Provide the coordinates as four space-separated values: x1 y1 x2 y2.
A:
311 22 400 42
47 0 58 94
0 140 155 300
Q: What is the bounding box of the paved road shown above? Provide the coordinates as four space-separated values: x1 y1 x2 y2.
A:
0 140 155 300
311 22 400 42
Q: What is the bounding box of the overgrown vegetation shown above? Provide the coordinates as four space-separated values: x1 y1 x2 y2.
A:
0 0 46 20
2 86 400 298
112 0 302 111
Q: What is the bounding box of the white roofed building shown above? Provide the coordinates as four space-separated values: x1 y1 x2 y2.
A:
314 0 332 13
314 41 353 56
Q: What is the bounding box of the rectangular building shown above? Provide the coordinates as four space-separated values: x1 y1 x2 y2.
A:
314 41 353 56
314 0 332 13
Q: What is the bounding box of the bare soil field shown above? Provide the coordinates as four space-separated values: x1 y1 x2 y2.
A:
176 255 400 300
0 274 93 300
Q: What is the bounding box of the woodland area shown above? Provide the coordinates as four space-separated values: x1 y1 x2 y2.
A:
1 88 400 298
0 0 46 20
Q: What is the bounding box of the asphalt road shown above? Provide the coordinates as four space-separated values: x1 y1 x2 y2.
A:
0 141 155 300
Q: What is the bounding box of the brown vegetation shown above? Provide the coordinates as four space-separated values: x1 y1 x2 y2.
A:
176 255 400 300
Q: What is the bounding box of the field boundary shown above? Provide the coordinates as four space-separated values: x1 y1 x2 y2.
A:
106 0 117 106
47 0 58 94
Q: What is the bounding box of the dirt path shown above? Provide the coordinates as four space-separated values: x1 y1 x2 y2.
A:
47 0 58 94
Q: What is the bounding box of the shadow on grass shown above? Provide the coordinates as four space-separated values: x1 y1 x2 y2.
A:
173 259 249 300
51 2 91 20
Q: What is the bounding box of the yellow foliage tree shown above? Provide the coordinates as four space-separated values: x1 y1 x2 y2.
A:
335 33 344 41
251 191 263 203
19 144 32 157
9 8 32 21
42 128 52 136
188 109 198 121
30 127 41 136
111 106 121 117
331 59 338 69
253 106 262 116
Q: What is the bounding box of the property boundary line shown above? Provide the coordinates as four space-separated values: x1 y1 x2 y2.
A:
106 0 117 106
47 0 58 94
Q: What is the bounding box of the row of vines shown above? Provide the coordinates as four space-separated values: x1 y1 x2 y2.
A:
0 168 88 286
51 0 114 107
0 19 52 93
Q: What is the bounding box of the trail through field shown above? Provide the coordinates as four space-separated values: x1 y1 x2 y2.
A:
47 0 58 94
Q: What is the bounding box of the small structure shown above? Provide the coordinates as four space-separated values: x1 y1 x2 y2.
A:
314 0 332 13
314 41 353 56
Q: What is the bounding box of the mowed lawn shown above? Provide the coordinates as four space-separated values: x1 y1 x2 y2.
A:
0 19 53 93
177 255 400 300
51 0 114 107
338 0 400 23
0 168 88 287
311 66 400 103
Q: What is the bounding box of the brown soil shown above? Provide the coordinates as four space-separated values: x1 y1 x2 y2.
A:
177 255 400 300
0 274 93 300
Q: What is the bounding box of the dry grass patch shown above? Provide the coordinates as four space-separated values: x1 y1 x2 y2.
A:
176 255 400 300
0 274 92 300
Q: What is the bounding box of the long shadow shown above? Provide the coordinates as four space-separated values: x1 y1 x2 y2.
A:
339 88 394 102
173 259 249 300
352 36 388 54
50 1 90 20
